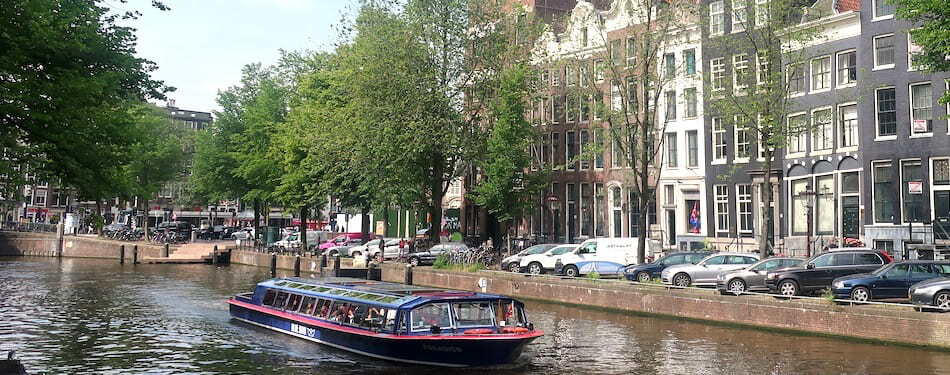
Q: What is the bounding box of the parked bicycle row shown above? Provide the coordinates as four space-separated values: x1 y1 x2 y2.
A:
498 237 950 312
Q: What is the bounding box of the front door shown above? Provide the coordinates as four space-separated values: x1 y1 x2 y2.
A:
842 196 860 239
935 191 950 240
667 210 676 246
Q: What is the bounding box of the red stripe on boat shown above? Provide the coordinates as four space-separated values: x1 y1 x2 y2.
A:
228 299 543 341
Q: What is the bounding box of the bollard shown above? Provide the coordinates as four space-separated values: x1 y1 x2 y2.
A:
405 264 413 285
333 255 341 277
132 245 138 265
119 245 125 264
270 254 277 277
163 243 169 258
212 245 219 265
294 256 301 277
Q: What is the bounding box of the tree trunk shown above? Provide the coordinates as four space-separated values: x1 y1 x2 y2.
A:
142 197 149 241
299 204 308 253
759 151 774 258
428 157 444 245
637 189 649 265
96 199 103 236
360 205 371 243
253 199 261 245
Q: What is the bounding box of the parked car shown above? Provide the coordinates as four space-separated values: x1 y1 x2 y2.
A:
661 253 760 287
716 257 804 294
366 238 408 260
408 242 468 266
231 228 254 240
319 233 365 250
348 237 398 259
323 238 367 257
832 260 950 302
623 251 713 282
909 277 950 311
519 244 580 274
555 237 659 277
765 249 893 297
501 244 558 273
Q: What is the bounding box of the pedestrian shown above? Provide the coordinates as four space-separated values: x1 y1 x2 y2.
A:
378 236 386 262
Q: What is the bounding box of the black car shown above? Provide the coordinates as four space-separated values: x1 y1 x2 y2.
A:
832 261 950 301
623 251 712 282
765 249 893 296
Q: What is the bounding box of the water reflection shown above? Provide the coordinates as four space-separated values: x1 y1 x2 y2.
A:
1 257 948 374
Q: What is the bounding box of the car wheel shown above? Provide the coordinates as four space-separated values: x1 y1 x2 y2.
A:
351 251 361 258
374 253 382 262
778 280 799 297
636 272 651 283
727 278 747 294
934 291 950 310
507 263 521 273
409 257 419 267
528 262 544 275
850 286 870 302
563 265 579 278
329 250 339 257
672 273 691 287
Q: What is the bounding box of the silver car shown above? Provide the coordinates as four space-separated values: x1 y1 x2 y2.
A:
661 252 760 287
909 277 950 311
716 257 804 294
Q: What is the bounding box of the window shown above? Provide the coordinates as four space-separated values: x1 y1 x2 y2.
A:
791 179 809 235
666 132 678 168
582 27 588 46
711 58 726 91
874 240 895 255
626 78 639 113
734 54 749 92
732 0 747 32
566 95 576 122
715 185 729 232
553 96 562 123
541 134 549 167
684 49 697 75
551 132 560 165
713 117 727 161
612 138 626 168
874 0 894 18
816 175 835 234
664 53 676 79
839 104 858 148
910 82 933 134
452 302 494 327
552 68 561 86
874 34 895 68
756 51 769 85
902 160 923 222
737 184 753 233
787 113 807 153
665 90 677 121
566 131 577 170
581 183 593 236
594 131 604 169
33 191 46 206
873 162 895 223
610 40 623 65
755 0 768 27
735 116 750 159
812 108 833 151
580 95 590 122
810 56 831 91
786 63 805 94
566 66 576 86
935 159 950 186
541 70 549 88
841 171 860 238
626 38 637 66
411 303 452 331
876 87 897 137
594 59 605 81
580 129 590 170
908 33 924 70
837 50 857 85
684 88 697 118
610 81 622 111
687 130 698 168
710 0 725 35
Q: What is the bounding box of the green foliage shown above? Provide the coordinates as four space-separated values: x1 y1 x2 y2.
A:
431 252 485 272
587 271 601 280
895 0 950 104
0 0 169 194
124 104 189 201
820 288 836 304
432 253 452 269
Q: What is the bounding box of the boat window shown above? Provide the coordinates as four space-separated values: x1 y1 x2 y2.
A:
384 309 397 331
315 299 333 318
262 289 277 306
495 300 527 327
360 306 389 330
286 294 303 311
273 292 289 309
410 303 452 331
300 296 317 315
452 302 494 327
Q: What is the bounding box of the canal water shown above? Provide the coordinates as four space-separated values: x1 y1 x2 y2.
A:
2 257 949 375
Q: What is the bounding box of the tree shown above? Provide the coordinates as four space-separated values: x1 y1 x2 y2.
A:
895 0 950 103
701 0 826 256
470 65 548 243
562 0 697 263
0 0 170 192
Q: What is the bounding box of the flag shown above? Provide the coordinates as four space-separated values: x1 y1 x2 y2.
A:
689 201 701 233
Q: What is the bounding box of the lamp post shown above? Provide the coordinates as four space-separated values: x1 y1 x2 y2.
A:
546 193 560 243
799 188 817 258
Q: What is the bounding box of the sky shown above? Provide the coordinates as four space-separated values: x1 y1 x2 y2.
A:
125 0 357 113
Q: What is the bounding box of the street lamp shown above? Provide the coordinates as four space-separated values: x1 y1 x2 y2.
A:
798 188 817 258
546 193 560 243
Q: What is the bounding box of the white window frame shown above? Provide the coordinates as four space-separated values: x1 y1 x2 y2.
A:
756 51 769 85
786 112 807 156
709 1 725 36
838 102 858 149
579 129 590 170
684 48 697 76
732 0 747 33
873 34 896 70
909 81 933 136
684 87 698 118
871 160 895 224
900 159 924 224
736 184 753 233
931 158 950 222
908 32 924 71
836 49 857 87
874 86 898 140
665 132 678 168
811 106 834 153
687 130 699 168
665 90 677 121
712 117 727 163
734 115 750 163
754 0 769 27
715 185 729 233
786 62 805 96
733 54 749 93
594 59 606 82
810 55 831 92
872 0 895 20
566 130 576 171
711 58 726 92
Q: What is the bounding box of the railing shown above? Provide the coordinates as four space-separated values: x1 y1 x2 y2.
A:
0 221 57 233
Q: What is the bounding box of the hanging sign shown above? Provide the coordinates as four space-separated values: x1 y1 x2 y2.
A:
908 181 923 194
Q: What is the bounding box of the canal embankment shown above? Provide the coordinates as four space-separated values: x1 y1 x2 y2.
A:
6 235 950 350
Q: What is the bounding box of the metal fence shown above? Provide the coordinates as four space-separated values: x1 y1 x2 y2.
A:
0 221 57 233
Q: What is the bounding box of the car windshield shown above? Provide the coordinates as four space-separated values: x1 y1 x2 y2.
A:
524 245 551 255
549 246 575 255
872 263 894 275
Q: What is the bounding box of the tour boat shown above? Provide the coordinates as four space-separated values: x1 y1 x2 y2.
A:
228 277 543 367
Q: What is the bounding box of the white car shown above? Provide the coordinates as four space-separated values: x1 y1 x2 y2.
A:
660 252 760 287
350 238 405 260
519 244 579 274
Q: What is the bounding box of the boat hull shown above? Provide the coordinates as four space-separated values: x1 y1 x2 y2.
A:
229 300 540 367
